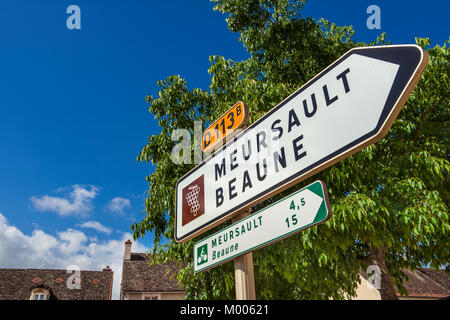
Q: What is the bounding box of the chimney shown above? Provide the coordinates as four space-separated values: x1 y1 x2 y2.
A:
103 266 112 272
124 239 132 261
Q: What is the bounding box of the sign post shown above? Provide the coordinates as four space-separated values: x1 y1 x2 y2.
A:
178 45 428 300
201 100 255 299
233 210 256 300
175 45 428 244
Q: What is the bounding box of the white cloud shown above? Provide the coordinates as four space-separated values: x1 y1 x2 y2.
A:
77 221 112 235
107 197 131 214
30 185 99 217
0 212 149 300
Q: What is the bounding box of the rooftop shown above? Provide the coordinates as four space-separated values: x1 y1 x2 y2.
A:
0 267 114 300
361 267 449 299
121 252 184 294
399 268 450 298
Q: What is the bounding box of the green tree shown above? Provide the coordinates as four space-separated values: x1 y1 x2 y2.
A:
133 0 449 300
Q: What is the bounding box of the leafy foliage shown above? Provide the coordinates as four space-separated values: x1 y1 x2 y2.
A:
133 0 449 299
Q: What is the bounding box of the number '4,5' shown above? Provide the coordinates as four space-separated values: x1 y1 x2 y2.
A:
289 198 305 210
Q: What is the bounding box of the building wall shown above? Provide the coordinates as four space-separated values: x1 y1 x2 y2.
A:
161 292 185 300
352 275 382 300
123 292 185 300
398 296 440 300
353 275 446 300
123 293 142 300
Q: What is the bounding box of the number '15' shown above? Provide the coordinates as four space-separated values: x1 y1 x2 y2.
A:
285 214 298 228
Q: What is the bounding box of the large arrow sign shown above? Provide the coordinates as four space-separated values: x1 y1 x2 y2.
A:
193 180 331 273
175 44 428 242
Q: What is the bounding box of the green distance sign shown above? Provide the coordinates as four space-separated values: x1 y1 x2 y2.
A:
194 180 331 273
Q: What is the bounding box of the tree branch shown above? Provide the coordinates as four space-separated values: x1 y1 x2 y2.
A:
412 93 448 141
357 255 374 266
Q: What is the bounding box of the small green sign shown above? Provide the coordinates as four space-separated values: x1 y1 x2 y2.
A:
194 180 331 273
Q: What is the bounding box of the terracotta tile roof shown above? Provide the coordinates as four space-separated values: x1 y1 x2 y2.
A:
0 267 114 300
360 268 449 298
121 252 184 293
398 269 450 298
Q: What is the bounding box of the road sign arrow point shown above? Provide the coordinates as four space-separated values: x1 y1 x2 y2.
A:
298 189 323 226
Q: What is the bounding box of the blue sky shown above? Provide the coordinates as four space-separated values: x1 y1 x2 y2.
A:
0 0 448 299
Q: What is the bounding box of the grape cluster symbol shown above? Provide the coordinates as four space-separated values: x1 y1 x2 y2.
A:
185 184 201 217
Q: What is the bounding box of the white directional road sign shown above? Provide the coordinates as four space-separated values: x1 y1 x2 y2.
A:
175 44 428 242
194 180 331 273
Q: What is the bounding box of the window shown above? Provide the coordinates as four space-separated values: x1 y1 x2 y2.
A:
143 294 160 300
30 287 50 300
33 293 48 300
